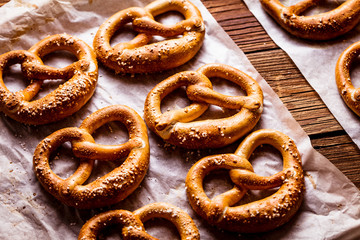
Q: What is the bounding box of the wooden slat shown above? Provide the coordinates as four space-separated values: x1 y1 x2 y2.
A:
247 50 341 135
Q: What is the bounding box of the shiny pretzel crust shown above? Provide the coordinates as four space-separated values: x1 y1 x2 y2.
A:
185 129 305 233
33 105 150 209
78 202 200 240
260 0 360 40
336 41 360 116
78 209 150 240
144 63 263 149
93 0 205 74
0 34 98 125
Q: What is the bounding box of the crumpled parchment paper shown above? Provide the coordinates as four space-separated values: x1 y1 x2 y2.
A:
243 0 360 149
0 0 359 239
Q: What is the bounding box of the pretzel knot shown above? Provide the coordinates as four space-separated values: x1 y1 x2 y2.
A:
185 129 305 233
336 41 360 116
260 0 360 40
0 33 98 125
93 0 205 74
78 202 200 240
144 63 263 149
33 105 150 209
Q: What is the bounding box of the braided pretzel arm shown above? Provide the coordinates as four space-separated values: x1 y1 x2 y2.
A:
192 64 263 110
336 41 360 117
186 129 305 233
78 202 199 240
260 0 360 40
0 50 44 112
144 63 263 149
186 154 254 225
24 34 96 79
144 70 212 133
33 105 150 209
93 0 205 74
0 34 98 125
72 105 148 161
140 0 204 36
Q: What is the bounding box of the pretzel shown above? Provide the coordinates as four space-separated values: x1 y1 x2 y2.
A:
33 105 150 209
260 0 360 40
78 202 200 239
93 0 205 74
336 41 360 116
0 33 98 125
144 63 263 149
185 129 305 233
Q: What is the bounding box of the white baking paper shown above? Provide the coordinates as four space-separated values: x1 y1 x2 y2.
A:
0 0 359 239
243 0 360 148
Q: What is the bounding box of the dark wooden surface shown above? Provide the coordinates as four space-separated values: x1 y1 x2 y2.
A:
0 0 359 189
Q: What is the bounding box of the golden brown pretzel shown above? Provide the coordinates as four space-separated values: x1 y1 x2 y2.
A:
93 0 205 74
33 105 150 209
0 33 98 125
78 209 151 240
185 129 305 233
260 0 360 40
78 202 200 240
336 41 360 116
144 63 263 149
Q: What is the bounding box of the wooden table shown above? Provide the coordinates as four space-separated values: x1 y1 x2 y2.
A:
1 0 359 189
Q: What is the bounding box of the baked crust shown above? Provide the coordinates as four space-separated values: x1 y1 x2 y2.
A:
260 0 360 40
93 0 205 74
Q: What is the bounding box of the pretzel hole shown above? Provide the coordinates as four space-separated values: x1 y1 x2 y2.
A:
211 76 246 97
31 50 78 100
234 188 279 207
110 23 139 47
143 218 180 239
160 87 191 112
82 157 127 186
49 141 79 179
31 79 65 100
91 121 129 145
350 55 360 88
2 63 29 92
203 169 234 199
150 11 185 43
196 105 236 121
247 144 283 177
280 0 342 15
155 11 185 26
42 50 78 69
302 0 342 15
95 224 124 240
